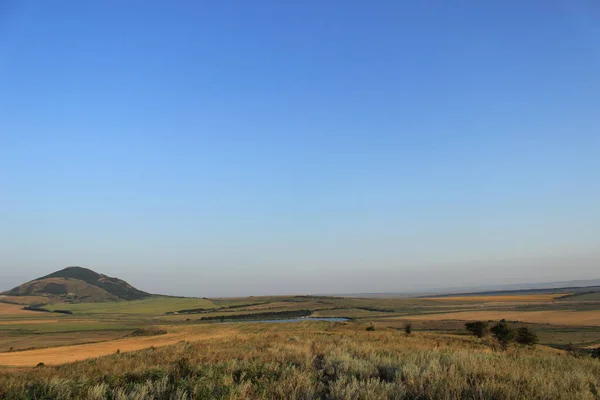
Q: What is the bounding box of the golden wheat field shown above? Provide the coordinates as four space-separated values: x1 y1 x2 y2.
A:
422 294 565 302
399 310 600 326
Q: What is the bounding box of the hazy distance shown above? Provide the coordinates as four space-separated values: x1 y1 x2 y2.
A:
1 2 599 297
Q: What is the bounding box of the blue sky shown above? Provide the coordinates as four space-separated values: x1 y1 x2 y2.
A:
1 1 599 296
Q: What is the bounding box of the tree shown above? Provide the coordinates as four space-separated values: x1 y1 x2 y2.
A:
465 321 488 338
515 327 538 346
490 319 515 349
404 323 412 335
592 347 600 359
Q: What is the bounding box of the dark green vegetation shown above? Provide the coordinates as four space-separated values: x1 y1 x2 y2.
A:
465 321 488 338
515 327 539 346
490 320 516 350
3 267 149 302
130 328 167 337
199 309 312 322
22 306 73 315
466 320 539 348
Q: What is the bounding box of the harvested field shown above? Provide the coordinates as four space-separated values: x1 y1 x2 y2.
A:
0 303 38 317
425 294 564 302
46 296 217 315
0 330 128 353
399 310 600 326
0 320 59 325
0 325 239 367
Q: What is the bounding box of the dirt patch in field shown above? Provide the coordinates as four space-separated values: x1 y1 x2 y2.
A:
400 310 600 326
424 294 564 302
0 320 59 325
0 303 39 317
0 325 240 367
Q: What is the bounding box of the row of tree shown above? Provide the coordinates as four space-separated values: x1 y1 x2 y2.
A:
465 319 538 349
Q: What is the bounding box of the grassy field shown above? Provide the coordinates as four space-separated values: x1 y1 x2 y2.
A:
421 294 564 302
1 322 600 399
1 292 600 398
45 296 217 315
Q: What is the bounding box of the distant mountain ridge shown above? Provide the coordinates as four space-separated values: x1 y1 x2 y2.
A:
2 266 150 302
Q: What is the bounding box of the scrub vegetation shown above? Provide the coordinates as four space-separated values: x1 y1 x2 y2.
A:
1 323 600 400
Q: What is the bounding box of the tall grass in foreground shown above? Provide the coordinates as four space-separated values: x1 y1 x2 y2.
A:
1 326 599 399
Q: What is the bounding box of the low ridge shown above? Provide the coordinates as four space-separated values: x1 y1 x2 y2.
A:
3 266 150 302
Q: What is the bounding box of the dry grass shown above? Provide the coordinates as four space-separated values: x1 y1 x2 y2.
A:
0 323 599 399
0 296 52 306
0 325 239 367
0 303 38 317
399 310 600 326
0 320 60 325
424 294 564 302
0 330 129 353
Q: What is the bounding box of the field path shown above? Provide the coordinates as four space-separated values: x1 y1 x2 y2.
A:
0 325 239 367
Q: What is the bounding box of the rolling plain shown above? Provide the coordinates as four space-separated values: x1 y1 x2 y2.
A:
1 267 600 399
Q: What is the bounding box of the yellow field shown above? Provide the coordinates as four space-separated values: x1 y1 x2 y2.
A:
0 324 239 367
0 303 38 317
400 310 600 326
0 319 59 325
425 294 564 302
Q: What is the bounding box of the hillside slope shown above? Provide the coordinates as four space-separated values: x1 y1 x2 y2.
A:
3 266 150 302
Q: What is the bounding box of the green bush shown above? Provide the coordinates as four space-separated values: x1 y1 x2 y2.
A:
490 319 515 349
465 321 488 338
515 327 538 346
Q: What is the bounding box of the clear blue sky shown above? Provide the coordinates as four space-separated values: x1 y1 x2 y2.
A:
1 1 599 296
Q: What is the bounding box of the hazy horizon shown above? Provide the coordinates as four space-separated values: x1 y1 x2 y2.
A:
2 2 599 297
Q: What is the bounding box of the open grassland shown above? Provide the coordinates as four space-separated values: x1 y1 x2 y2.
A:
0 324 239 367
396 309 600 326
423 294 564 302
560 292 600 301
0 330 129 353
46 296 217 315
1 293 600 398
0 296 52 306
0 319 60 325
1 322 600 399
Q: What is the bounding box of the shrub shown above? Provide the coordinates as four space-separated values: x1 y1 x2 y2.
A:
465 321 488 338
592 347 600 359
515 327 538 346
404 323 412 335
490 319 515 349
366 325 375 331
130 328 167 337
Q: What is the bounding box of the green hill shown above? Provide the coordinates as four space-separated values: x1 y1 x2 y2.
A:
2 266 150 302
